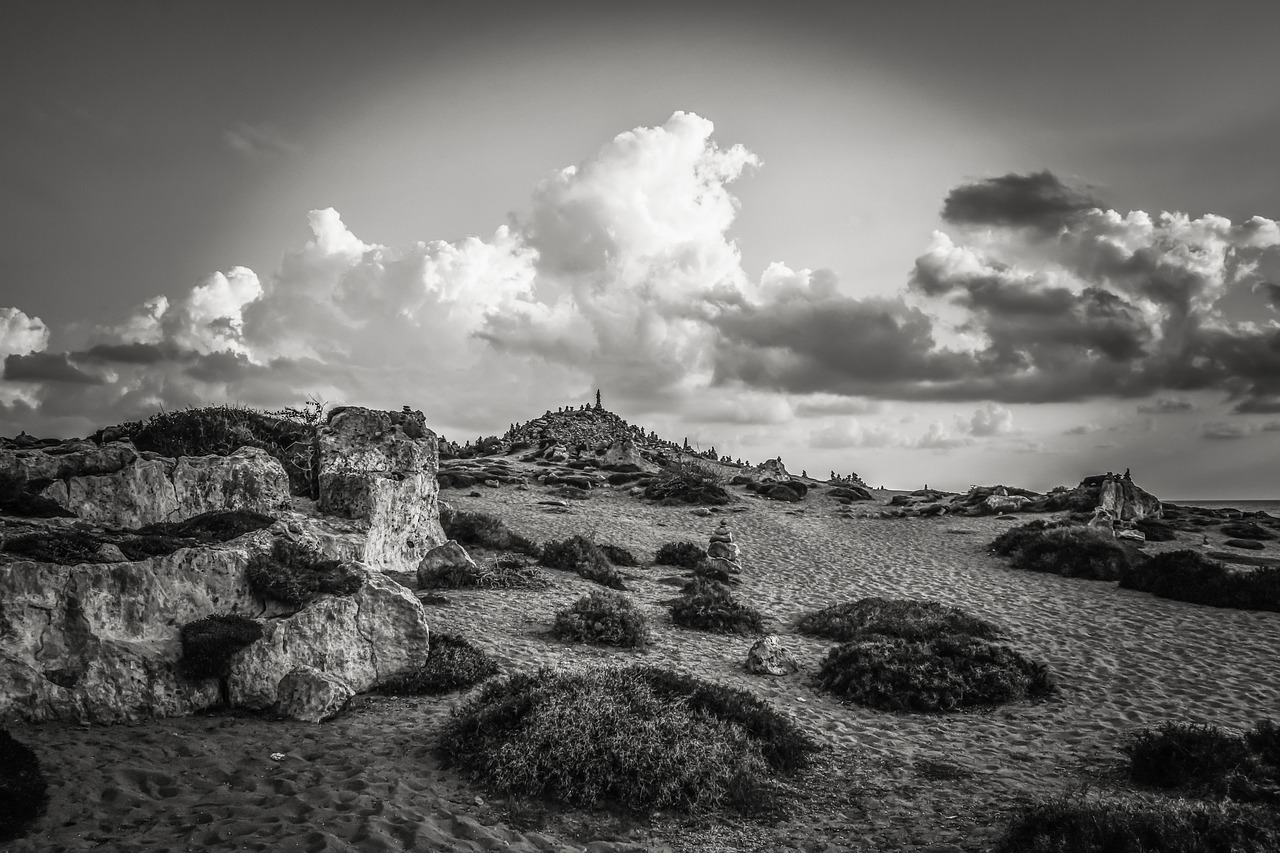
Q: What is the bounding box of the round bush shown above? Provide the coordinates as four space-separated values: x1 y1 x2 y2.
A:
0 729 49 843
246 538 363 607
1120 550 1280 612
598 543 639 567
438 665 817 814
992 523 1135 580
553 590 650 648
539 536 625 589
377 633 499 695
179 614 263 679
420 555 551 590
643 464 732 506
669 584 765 635
796 598 1000 643
1126 720 1280 802
814 635 1054 713
653 541 707 570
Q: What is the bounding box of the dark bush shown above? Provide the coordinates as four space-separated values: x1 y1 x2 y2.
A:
119 509 277 560
669 583 765 635
1127 720 1280 802
539 536 626 590
376 633 499 695
763 483 802 503
991 523 1136 581
605 471 644 486
246 538 363 607
552 590 650 648
598 543 639 566
178 614 263 680
1134 517 1178 542
1221 522 1277 541
0 473 74 518
2 529 106 564
1226 538 1266 551
814 635 1054 713
439 506 541 557
654 541 707 569
419 555 551 590
989 518 1067 556
796 598 1000 643
1119 550 1280 612
0 729 49 843
643 462 732 506
437 665 816 814
993 796 1280 853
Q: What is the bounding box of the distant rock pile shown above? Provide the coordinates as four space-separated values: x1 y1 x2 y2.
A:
706 520 742 579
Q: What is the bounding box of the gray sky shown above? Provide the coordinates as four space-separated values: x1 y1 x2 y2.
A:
3 0 1280 498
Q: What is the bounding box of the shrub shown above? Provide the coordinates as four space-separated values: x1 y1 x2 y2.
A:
118 509 277 561
989 518 1068 556
439 506 540 557
1134 517 1178 542
598 543 639 566
377 633 499 695
178 614 263 680
993 796 1280 853
1119 550 1280 612
991 523 1136 581
437 665 816 814
814 635 1054 713
669 583 765 635
552 590 650 648
2 529 106 564
654 541 707 570
643 462 732 506
763 483 802 503
0 729 49 843
246 538 364 607
1127 721 1280 802
419 555 551 590
1225 538 1266 550
539 536 626 590
1221 522 1277 541
796 598 1000 643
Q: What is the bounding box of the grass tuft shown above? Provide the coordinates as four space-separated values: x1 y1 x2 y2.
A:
653 541 707 570
552 590 650 648
539 536 626 589
439 506 541 557
178 614 263 680
376 633 499 695
419 555 551 590
796 598 1000 643
246 538 363 607
991 522 1137 581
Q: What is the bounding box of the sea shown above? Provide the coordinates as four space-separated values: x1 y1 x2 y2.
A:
1169 499 1280 516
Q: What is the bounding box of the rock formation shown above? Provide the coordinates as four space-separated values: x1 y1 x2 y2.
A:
745 635 800 676
753 457 791 483
415 540 477 588
274 665 354 723
706 521 742 579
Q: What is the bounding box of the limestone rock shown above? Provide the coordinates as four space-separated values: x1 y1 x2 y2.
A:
275 665 354 723
984 494 1029 514
316 407 445 572
745 635 799 676
227 570 430 709
172 447 290 518
753 457 791 483
828 486 873 502
1116 528 1147 543
416 540 477 588
1088 508 1116 535
601 439 652 472
542 443 570 463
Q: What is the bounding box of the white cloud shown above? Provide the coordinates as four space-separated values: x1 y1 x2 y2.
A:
0 307 49 360
809 419 900 449
968 403 1014 436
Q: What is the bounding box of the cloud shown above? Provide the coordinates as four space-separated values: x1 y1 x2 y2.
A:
0 307 49 360
915 421 974 449
968 403 1014 436
1201 421 1254 440
941 170 1102 233
223 122 302 160
1233 395 1280 414
1138 396 1196 414
1064 422 1102 435
808 419 900 449
1263 421 1280 432
792 394 883 417
3 352 101 384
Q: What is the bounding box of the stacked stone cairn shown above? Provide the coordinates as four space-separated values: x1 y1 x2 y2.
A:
705 520 742 583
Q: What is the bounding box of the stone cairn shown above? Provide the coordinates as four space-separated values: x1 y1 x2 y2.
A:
706 520 742 578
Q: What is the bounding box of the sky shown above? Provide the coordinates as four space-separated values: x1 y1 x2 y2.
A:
3 0 1280 499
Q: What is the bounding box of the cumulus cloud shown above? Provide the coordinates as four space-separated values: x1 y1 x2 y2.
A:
1201 421 1254 440
915 421 974 449
1138 396 1196 414
1233 395 1280 414
809 420 900 449
1063 422 1103 435
792 394 883 417
968 403 1014 436
0 307 50 359
941 170 1102 233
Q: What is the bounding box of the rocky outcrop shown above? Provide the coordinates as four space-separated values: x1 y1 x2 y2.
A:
745 635 800 676
753 458 791 483
416 540 476 588
316 407 445 572
600 439 653 472
1096 474 1161 521
274 665 354 723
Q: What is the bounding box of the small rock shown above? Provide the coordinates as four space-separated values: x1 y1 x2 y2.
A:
274 666 353 723
745 635 800 676
270 752 286 761
416 540 478 588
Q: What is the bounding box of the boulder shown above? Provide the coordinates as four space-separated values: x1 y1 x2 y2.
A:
745 635 799 676
753 457 791 483
416 540 477 588
1116 528 1147 543
274 665 354 723
316 407 445 572
172 447 290 518
828 486 873 502
984 494 1029 515
601 439 652 472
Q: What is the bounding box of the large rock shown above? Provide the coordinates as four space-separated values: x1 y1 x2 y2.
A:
1097 475 1161 521
745 635 800 676
984 494 1030 514
172 447 290 518
227 570 429 708
316 407 446 572
416 540 477 588
275 665 354 723
600 439 652 472
753 457 791 483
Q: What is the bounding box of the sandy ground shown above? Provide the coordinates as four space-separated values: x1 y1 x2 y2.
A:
7 481 1280 853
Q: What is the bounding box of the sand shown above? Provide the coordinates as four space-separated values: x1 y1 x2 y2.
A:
7 483 1280 853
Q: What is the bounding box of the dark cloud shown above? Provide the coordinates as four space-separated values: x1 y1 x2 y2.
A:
941 170 1101 233
1201 421 1252 440
3 352 102 384
78 342 170 364
1137 397 1196 414
1257 281 1280 309
1233 395 1280 414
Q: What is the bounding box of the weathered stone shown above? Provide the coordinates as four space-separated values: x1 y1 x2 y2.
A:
227 570 430 709
172 447 290 518
1088 508 1116 535
275 665 354 723
601 439 652 472
0 440 138 483
416 540 477 588
1098 475 1162 522
745 635 799 676
753 457 791 483
828 486 873 502
316 407 445 572
64 456 179 528
1117 528 1147 543
984 494 1029 514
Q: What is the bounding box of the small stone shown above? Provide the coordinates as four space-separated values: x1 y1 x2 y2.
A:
270 752 286 761
745 635 800 676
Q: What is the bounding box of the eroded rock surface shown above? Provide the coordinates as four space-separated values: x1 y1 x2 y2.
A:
275 665 355 723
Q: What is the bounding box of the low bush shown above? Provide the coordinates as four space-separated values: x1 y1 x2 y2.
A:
993 796 1280 853
643 462 732 506
418 555 551 590
1134 517 1178 542
439 506 540 557
654 541 707 570
1119 550 1280 612
2 529 106 564
796 598 1000 643
669 582 765 635
437 664 817 814
552 590 650 648
178 614 263 680
118 509 277 560
991 523 1136 581
1221 522 1277 541
1127 720 1280 802
246 538 363 607
598 543 639 566
539 536 625 590
814 635 1054 713
376 633 499 695
1225 538 1266 550
0 729 49 843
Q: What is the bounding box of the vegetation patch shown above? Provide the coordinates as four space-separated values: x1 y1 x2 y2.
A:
643 462 732 506
0 729 49 843
437 664 818 815
419 555 551 591
598 543 639 567
439 506 541 557
178 614 263 680
669 581 765 635
1134 517 1178 542
796 598 1000 643
993 795 1280 853
1220 522 1277 541
1126 720 1280 802
552 590 650 648
814 635 1054 713
654 540 707 570
118 509 277 561
246 538 363 607
990 522 1137 581
2 529 106 564
0 473 74 519
1225 538 1266 550
1119 550 1280 612
539 536 626 589
376 633 499 695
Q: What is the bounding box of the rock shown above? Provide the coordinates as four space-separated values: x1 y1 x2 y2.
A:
228 569 430 710
172 447 291 518
542 443 570 463
1116 528 1147 543
1088 507 1116 535
416 540 477 588
274 665 354 723
56 456 178 528
753 457 791 483
745 635 799 676
316 407 445 572
706 521 743 576
828 486 872 502
601 439 652 472
984 494 1029 514
1225 538 1265 550
1091 473 1162 521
